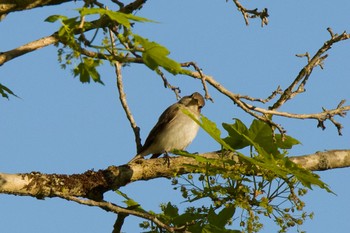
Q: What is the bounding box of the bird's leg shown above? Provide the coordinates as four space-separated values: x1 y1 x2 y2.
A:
163 151 171 167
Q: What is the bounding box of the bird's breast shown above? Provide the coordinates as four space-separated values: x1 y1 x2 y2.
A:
157 110 200 151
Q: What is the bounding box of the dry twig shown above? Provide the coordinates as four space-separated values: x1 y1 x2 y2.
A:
156 68 181 99
232 0 269 26
238 86 283 103
270 29 350 111
181 62 214 102
62 195 188 233
115 61 142 152
109 28 142 152
185 70 287 136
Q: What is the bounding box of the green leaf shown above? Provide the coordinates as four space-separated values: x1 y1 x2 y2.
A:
74 63 89 83
275 134 301 149
282 158 334 193
223 119 300 155
182 110 225 147
214 118 331 192
55 17 80 49
249 119 280 155
222 119 250 149
173 212 202 227
114 190 143 210
183 111 258 166
207 206 235 229
173 150 212 163
163 202 179 218
78 8 155 28
0 83 18 99
217 206 236 228
44 14 67 23
73 58 104 84
134 35 183 74
78 7 101 16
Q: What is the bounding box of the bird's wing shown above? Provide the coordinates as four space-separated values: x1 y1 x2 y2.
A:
139 103 180 153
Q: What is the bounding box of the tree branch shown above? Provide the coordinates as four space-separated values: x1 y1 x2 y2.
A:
108 25 142 153
185 69 288 135
114 60 142 153
62 195 183 233
231 0 269 26
0 33 59 66
0 0 73 18
181 62 214 102
155 68 181 99
0 0 148 66
270 29 350 110
112 213 128 233
183 29 350 135
0 0 146 19
0 150 349 200
119 0 147 14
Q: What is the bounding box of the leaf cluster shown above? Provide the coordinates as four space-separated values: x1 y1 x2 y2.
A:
43 7 186 86
140 114 331 232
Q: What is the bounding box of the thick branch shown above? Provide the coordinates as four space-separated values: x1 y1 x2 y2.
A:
0 0 73 18
0 33 59 66
0 150 349 200
0 0 146 18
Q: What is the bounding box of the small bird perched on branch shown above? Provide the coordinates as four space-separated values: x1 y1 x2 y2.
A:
129 92 205 163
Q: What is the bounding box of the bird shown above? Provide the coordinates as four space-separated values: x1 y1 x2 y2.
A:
129 92 205 163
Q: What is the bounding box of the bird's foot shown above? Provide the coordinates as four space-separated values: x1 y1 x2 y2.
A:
162 152 171 167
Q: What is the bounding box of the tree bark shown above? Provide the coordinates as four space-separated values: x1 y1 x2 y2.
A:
0 0 73 18
0 149 349 200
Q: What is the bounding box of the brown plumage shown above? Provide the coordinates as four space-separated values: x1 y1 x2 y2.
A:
129 92 205 163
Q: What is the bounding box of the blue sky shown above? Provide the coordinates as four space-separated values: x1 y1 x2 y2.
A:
1 0 350 232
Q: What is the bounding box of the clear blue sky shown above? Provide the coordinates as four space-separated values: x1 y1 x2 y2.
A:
1 0 350 232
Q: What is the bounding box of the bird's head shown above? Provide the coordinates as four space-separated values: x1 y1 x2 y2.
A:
179 92 205 112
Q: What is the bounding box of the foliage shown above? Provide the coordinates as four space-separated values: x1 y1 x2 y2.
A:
44 7 185 85
138 116 331 233
2 3 337 233
0 83 17 99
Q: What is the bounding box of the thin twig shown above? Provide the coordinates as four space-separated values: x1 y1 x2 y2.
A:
112 213 128 233
156 68 181 99
115 61 142 152
109 28 142 152
270 29 350 110
61 195 188 233
184 66 350 137
78 46 143 63
184 69 287 136
239 86 283 103
181 62 214 102
232 0 269 27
